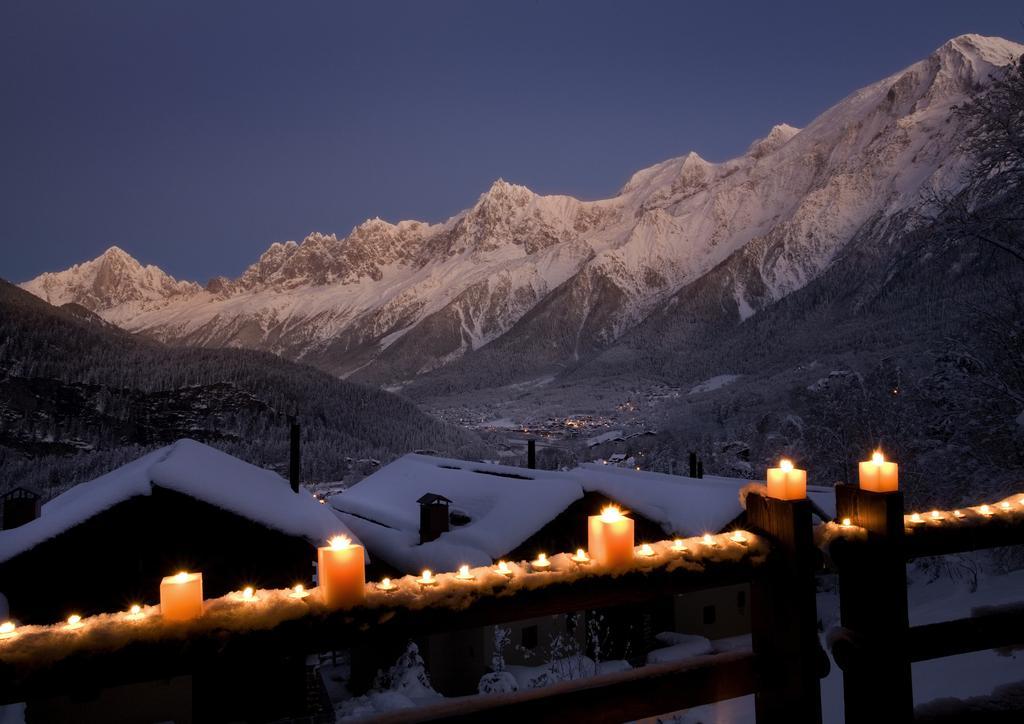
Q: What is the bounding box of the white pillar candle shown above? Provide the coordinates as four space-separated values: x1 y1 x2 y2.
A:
160 571 204 621
859 451 898 492
766 459 807 500
317 535 366 608
588 505 635 567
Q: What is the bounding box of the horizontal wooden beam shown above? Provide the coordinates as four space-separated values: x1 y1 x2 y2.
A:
364 649 757 724
903 517 1024 559
0 561 759 705
907 603 1024 662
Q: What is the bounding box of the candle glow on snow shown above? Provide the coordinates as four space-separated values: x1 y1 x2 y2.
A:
572 548 590 565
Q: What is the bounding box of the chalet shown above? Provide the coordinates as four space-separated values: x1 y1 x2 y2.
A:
328 454 836 694
0 439 359 626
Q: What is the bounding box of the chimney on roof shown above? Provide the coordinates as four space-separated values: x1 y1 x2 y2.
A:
527 439 536 469
688 451 698 478
289 419 301 494
2 487 41 530
417 493 452 544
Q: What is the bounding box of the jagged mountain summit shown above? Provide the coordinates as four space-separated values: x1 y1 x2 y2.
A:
21 34 1024 386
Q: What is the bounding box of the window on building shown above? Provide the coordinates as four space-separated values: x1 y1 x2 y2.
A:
521 624 539 650
703 605 717 625
737 590 747 611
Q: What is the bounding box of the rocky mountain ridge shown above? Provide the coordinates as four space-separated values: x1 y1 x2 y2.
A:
21 34 1024 387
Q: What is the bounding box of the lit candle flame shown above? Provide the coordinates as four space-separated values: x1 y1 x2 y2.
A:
496 560 513 577
242 586 255 600
730 530 748 544
457 564 474 580
290 583 309 598
954 509 965 518
0 621 16 636
779 459 794 472
329 535 352 550
910 513 923 524
673 538 687 551
639 543 654 557
129 604 142 616
600 505 626 523
532 552 551 569
703 533 717 546
1000 501 1012 512
376 577 396 592
930 510 942 520
66 614 82 627
872 451 885 465
572 548 590 563
841 517 852 527
980 504 993 516
418 569 437 586
174 571 190 584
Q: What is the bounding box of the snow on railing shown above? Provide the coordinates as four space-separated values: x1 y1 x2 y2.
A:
902 493 1024 531
816 491 1024 554
0 529 767 667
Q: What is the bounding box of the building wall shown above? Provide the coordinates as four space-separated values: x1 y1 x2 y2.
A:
417 613 585 696
0 486 318 624
673 583 751 640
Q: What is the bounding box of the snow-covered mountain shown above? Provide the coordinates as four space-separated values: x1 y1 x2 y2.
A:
21 34 1024 385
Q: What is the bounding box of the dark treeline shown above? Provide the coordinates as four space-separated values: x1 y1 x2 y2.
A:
0 282 488 497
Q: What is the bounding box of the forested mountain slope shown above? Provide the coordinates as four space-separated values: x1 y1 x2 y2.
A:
0 281 486 495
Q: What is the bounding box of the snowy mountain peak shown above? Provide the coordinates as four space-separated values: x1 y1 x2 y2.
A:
938 33 1023 70
21 245 199 312
748 123 800 159
478 178 535 206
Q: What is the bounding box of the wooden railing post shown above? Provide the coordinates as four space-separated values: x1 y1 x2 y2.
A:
832 484 913 724
746 493 824 724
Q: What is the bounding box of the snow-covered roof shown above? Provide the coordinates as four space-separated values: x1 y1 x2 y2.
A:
328 453 835 573
329 454 581 572
0 439 358 564
576 463 836 537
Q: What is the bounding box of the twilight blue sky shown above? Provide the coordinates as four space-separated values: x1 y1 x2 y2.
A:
1 1 1021 282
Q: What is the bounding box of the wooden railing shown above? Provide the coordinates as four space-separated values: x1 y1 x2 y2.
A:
2 488 1023 723
828 485 1024 724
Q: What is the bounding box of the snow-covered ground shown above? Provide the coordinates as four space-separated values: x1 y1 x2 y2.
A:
327 568 1024 723
688 375 741 396
648 568 1024 724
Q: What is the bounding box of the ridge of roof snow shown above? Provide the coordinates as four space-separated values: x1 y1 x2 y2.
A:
329 454 582 571
0 439 358 564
